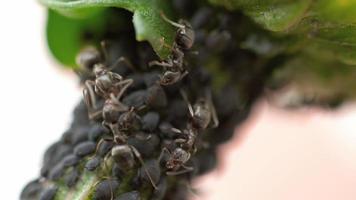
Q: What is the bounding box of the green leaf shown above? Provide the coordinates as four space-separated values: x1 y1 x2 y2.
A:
41 0 175 67
46 9 108 68
209 0 356 65
209 0 312 32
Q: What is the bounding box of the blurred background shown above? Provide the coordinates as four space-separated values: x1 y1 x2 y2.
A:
1 1 356 200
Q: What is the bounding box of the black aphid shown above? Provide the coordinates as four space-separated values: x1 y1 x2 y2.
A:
74 141 96 157
145 84 167 108
111 144 158 189
85 157 102 171
114 191 140 200
20 179 43 200
61 154 80 167
151 177 168 200
93 179 120 200
97 140 114 157
142 112 160 131
65 168 80 187
39 186 58 200
138 159 161 186
48 163 65 181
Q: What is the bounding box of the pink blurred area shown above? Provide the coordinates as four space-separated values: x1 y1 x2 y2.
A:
192 100 356 200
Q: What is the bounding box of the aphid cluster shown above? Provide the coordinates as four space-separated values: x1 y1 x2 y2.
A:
22 3 256 199
149 13 195 85
79 44 160 190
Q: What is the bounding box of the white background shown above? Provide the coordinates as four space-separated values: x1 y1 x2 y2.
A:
2 1 356 200
0 1 80 199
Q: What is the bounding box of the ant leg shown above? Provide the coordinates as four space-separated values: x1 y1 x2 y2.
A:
206 89 219 128
130 145 158 190
100 41 109 64
148 60 174 68
92 176 115 200
107 123 127 144
180 89 194 118
158 147 171 163
166 165 194 176
88 110 102 121
160 11 185 29
110 57 137 72
83 80 97 110
108 93 129 112
176 70 189 83
114 78 133 100
171 127 183 134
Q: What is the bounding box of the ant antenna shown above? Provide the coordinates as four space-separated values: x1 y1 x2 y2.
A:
205 89 219 128
100 41 109 65
130 146 158 190
160 11 185 29
180 89 194 117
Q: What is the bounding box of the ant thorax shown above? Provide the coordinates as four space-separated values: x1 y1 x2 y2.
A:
166 147 191 170
192 99 212 130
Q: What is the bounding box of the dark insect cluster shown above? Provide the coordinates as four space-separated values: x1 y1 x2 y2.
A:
21 1 278 199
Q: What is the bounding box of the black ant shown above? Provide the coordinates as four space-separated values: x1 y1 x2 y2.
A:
159 89 219 175
159 127 196 176
76 42 134 120
149 12 195 85
180 89 219 130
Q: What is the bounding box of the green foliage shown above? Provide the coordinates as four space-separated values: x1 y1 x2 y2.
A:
41 0 175 68
209 0 356 65
46 9 108 68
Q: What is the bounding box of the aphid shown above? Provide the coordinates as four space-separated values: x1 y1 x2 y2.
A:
65 168 80 187
61 154 80 167
39 186 58 200
128 133 160 158
115 191 141 200
74 141 96 157
142 112 160 132
151 177 167 200
122 90 147 108
88 124 109 142
111 144 158 189
96 140 114 157
145 83 168 108
93 179 119 200
20 179 43 200
85 157 102 171
137 159 161 186
181 89 219 130
48 163 64 181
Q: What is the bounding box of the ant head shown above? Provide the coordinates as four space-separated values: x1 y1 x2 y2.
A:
76 47 102 70
93 63 107 76
176 20 195 50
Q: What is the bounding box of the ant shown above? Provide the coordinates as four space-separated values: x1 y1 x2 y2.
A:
149 12 195 85
77 42 135 120
180 89 219 130
159 89 219 175
159 127 197 176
